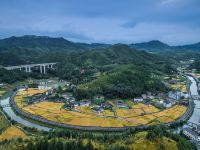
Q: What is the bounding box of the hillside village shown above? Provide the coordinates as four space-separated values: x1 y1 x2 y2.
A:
14 74 189 117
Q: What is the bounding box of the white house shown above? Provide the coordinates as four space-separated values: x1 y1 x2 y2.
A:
141 94 147 99
182 93 189 99
18 86 27 91
159 100 164 104
163 100 172 108
80 100 91 106
38 85 52 90
183 127 200 141
168 91 182 100
134 97 143 102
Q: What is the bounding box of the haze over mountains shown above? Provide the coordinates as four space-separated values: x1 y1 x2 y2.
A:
0 35 200 53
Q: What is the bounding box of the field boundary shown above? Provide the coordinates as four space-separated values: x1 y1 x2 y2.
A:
9 91 194 132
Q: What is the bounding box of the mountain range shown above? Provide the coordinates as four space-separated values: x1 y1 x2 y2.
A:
0 35 200 53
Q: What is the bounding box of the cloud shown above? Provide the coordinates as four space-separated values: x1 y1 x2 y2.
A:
121 21 137 28
0 0 200 45
161 0 178 5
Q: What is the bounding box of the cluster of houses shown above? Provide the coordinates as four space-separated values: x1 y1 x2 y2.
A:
159 90 188 108
64 95 113 114
183 127 200 142
183 125 200 144
0 83 4 87
132 90 189 108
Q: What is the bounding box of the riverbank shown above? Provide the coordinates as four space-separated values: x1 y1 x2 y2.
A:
1 98 50 132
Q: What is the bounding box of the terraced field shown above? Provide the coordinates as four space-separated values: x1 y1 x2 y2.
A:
22 101 186 127
0 112 9 130
0 126 26 141
15 88 47 108
14 88 187 128
0 90 6 97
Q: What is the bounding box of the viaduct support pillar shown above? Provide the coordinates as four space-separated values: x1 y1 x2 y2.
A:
43 65 46 74
40 65 43 74
28 66 31 72
25 67 28 72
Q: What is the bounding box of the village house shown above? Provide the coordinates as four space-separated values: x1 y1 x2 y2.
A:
94 95 105 101
102 101 112 109
62 93 73 99
28 93 47 105
141 94 147 99
92 106 104 114
65 102 77 110
168 91 182 101
117 100 128 108
133 97 143 102
38 85 52 90
0 83 4 87
18 85 28 91
68 97 76 103
80 100 91 106
163 99 172 108
183 127 200 141
182 93 189 99
168 79 179 84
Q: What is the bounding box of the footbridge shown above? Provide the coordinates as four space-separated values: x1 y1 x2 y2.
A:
4 62 57 74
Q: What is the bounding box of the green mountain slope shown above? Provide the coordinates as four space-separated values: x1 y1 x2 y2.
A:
54 44 174 99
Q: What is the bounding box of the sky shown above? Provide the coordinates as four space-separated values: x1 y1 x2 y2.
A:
0 0 200 45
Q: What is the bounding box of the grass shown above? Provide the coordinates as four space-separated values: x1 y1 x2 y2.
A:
0 126 26 141
0 90 6 97
0 112 9 130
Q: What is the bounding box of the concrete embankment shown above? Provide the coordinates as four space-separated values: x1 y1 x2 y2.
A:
8 90 194 132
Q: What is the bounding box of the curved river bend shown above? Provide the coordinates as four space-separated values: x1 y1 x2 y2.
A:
186 76 200 125
0 76 199 132
0 98 50 131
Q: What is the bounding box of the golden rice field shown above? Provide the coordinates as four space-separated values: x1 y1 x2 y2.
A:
14 88 187 127
0 90 5 96
15 88 47 108
22 101 187 127
0 126 26 141
194 73 200 79
0 112 9 129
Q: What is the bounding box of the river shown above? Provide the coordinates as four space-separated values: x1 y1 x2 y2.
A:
0 98 51 131
0 76 199 132
186 76 200 125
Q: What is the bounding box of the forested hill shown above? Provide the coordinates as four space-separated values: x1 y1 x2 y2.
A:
130 40 171 52
0 36 200 65
130 40 200 52
0 35 110 53
0 35 111 66
55 45 175 99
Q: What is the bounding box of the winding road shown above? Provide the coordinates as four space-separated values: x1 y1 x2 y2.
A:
0 75 197 132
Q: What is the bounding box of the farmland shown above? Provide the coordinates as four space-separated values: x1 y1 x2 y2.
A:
0 90 6 97
15 88 47 108
0 112 9 130
13 88 187 128
18 100 187 127
0 126 26 141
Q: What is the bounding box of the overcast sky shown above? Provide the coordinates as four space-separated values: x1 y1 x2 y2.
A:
0 0 200 45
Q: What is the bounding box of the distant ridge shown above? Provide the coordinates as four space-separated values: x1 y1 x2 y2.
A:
129 40 170 52
0 35 110 52
0 35 199 52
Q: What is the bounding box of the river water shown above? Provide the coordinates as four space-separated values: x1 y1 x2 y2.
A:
187 76 200 125
0 76 199 132
0 98 51 131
